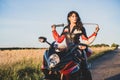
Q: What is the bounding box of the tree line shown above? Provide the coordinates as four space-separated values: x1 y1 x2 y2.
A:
90 43 119 48
0 47 47 51
0 43 119 50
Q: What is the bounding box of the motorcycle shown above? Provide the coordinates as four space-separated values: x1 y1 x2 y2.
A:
39 36 92 80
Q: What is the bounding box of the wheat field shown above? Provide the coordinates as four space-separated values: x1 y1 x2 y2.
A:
0 49 45 66
0 47 115 80
0 49 46 80
0 47 115 66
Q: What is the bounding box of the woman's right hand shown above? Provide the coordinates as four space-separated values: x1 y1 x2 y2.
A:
51 24 56 31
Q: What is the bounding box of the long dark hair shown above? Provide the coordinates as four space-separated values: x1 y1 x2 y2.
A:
67 11 83 30
67 11 87 37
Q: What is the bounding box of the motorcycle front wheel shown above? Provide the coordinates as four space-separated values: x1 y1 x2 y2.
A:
81 69 92 80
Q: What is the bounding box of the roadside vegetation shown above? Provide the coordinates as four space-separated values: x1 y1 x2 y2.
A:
0 43 119 80
88 43 119 62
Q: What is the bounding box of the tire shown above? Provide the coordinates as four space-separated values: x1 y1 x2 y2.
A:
82 69 92 80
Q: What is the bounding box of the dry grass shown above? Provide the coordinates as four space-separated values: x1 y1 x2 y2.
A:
90 46 115 54
0 49 47 80
88 47 115 61
0 49 45 66
0 47 115 80
0 47 115 66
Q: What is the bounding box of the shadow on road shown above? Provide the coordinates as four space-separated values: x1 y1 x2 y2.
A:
105 73 120 80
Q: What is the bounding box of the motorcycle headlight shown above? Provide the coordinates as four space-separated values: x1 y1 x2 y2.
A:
48 54 60 68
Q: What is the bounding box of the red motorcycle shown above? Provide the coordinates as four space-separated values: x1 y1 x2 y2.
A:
39 36 92 80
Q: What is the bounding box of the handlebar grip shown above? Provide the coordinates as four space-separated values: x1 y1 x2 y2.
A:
78 43 88 47
54 24 64 27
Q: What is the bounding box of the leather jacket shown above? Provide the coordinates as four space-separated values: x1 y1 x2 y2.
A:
52 25 97 47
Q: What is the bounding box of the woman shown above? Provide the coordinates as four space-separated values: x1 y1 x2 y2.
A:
52 11 99 56
51 11 100 80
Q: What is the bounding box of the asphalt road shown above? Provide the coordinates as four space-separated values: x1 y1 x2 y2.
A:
90 49 120 80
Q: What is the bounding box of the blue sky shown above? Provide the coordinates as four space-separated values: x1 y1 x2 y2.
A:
0 0 120 47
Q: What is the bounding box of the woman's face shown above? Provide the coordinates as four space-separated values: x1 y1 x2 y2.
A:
68 13 78 24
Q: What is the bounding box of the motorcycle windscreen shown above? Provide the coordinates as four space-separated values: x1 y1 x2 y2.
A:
54 39 67 52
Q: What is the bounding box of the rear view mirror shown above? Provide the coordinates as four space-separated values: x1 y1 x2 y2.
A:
38 36 47 43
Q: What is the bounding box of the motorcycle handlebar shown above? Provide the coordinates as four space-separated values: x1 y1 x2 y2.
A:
78 43 88 47
69 43 88 52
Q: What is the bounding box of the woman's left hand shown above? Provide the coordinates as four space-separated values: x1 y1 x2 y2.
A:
78 45 86 50
95 24 100 33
